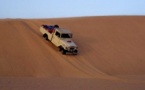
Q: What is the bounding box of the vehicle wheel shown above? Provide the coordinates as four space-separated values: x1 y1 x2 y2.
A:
62 49 66 55
43 34 48 40
59 46 63 51
54 25 59 28
74 50 78 53
73 50 78 55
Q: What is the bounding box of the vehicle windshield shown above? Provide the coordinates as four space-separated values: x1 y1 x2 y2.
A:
61 34 72 38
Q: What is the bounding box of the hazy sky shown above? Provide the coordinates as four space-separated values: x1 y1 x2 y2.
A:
0 0 145 18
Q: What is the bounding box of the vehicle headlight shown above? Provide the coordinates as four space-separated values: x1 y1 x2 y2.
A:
75 47 78 50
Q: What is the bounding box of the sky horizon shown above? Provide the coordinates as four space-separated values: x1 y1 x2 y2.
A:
0 0 145 18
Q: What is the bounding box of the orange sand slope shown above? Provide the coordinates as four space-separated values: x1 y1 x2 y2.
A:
0 16 145 90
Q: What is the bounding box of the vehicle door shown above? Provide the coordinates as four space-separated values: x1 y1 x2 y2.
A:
51 31 61 46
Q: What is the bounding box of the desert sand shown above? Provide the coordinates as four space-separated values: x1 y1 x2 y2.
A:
0 16 145 90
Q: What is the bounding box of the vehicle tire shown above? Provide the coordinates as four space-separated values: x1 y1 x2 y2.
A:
59 46 63 51
43 34 48 40
54 25 59 28
62 49 66 55
74 50 78 53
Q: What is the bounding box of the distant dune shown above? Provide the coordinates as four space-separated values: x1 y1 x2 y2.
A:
0 16 145 90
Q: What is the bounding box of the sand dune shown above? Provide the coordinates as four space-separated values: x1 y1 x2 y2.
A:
0 16 145 90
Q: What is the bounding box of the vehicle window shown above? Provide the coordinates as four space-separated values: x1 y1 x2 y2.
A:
61 34 72 38
55 31 60 37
